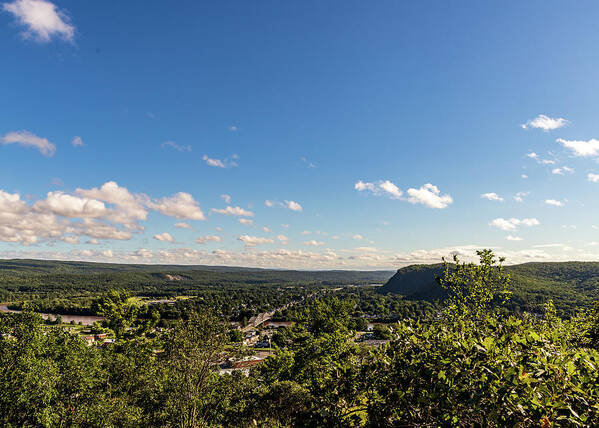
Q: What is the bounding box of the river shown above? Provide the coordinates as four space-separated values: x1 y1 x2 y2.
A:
0 304 105 326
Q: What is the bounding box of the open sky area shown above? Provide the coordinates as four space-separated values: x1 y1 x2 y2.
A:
2 0 599 269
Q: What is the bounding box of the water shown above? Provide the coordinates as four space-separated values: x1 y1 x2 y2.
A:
0 304 104 326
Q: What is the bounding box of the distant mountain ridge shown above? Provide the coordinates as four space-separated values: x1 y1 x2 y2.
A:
0 258 394 283
379 261 599 315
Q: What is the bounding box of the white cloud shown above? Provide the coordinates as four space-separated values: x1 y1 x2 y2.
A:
161 141 191 152
210 206 254 217
533 243 566 248
301 157 316 168
0 182 208 245
276 234 289 245
2 130 56 157
352 234 364 240
356 180 452 209
61 235 78 244
238 218 253 225
514 192 529 202
34 191 107 218
220 194 231 204
146 192 205 220
237 235 274 247
77 181 148 228
490 217 540 231
557 138 599 157
71 136 84 147
521 174 528 179
202 154 237 168
481 192 503 202
229 126 238 132
545 199 564 207
552 166 574 175
73 219 132 241
4 241 596 269
267 199 303 212
588 173 599 183
353 246 377 252
153 232 174 243
263 226 271 233
196 235 222 244
506 235 523 241
407 184 453 209
521 115 569 131
203 155 225 168
303 240 324 247
527 152 558 166
300 230 311 235
133 248 153 259
355 180 403 199
3 0 75 43
285 200 303 212
174 222 192 229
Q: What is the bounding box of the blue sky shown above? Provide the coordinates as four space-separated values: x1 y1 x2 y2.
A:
1 0 599 268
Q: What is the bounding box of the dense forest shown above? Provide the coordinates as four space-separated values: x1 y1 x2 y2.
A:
1 251 599 426
380 261 599 317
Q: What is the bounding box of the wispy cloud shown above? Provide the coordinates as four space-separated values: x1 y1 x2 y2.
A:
301 157 316 168
196 235 221 244
2 130 56 157
355 180 403 199
514 192 529 202
153 232 174 243
303 240 324 246
3 0 75 43
481 192 503 201
557 138 599 157
174 222 192 229
545 199 564 207
71 136 84 147
161 140 191 152
552 166 574 175
264 199 303 212
202 154 238 168
237 235 274 247
490 217 540 231
588 173 599 183
355 180 452 209
210 206 254 217
521 114 568 131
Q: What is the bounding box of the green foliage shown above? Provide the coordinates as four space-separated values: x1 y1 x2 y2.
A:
438 249 511 318
2 252 599 426
91 290 140 338
380 257 599 317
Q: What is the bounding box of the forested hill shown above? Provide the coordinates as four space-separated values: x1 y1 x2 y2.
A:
0 258 393 283
379 261 599 316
